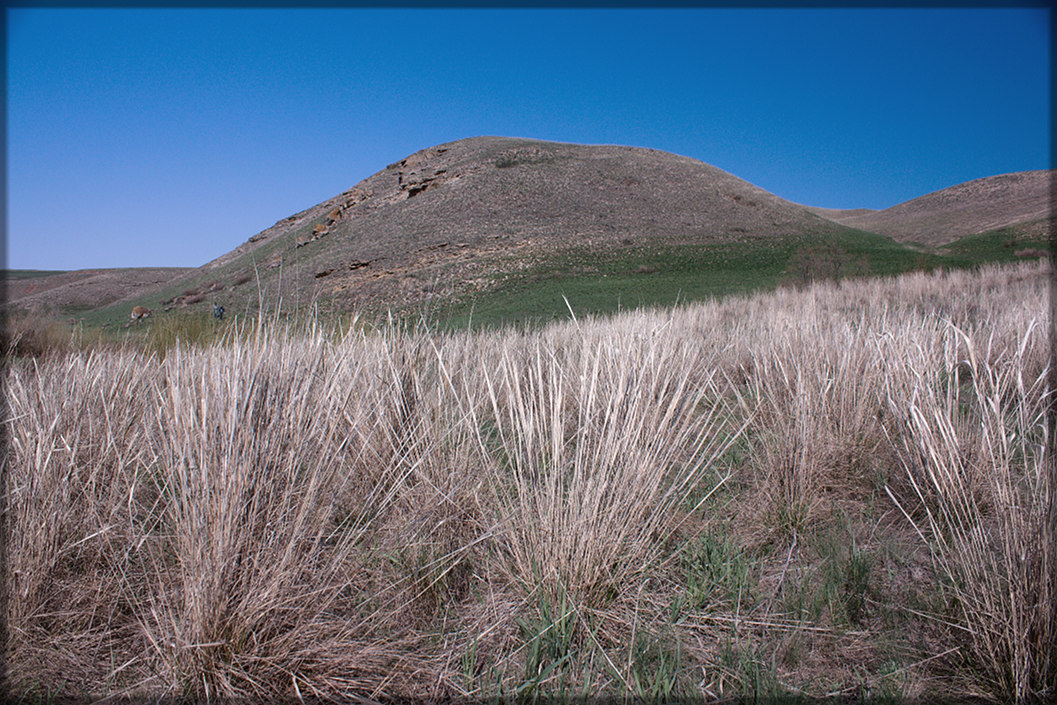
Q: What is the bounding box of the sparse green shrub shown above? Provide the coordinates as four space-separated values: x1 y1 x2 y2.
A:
678 532 755 613
515 591 580 700
808 517 874 628
841 549 872 627
716 640 788 701
627 629 685 703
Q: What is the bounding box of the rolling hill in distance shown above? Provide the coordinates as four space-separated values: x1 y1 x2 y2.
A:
804 169 1053 246
6 136 1053 329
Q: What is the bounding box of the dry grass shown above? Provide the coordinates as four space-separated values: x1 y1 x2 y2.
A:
2 311 109 360
4 259 1052 702
476 330 742 606
884 320 1054 702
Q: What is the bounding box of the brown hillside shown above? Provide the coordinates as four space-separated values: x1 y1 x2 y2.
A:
809 170 1053 246
191 136 846 313
5 268 194 316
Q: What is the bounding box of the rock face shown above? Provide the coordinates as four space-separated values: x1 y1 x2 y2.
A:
809 170 1054 246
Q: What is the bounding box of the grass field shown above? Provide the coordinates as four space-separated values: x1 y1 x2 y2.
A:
435 228 1044 329
4 259 1054 702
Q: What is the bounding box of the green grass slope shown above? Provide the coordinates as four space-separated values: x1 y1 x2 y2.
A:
435 227 1000 330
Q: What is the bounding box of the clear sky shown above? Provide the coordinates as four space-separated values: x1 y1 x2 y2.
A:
6 7 1051 271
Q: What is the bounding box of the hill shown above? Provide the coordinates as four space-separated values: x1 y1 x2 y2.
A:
185 136 853 314
78 136 879 326
5 138 1051 328
807 170 1053 246
4 267 194 319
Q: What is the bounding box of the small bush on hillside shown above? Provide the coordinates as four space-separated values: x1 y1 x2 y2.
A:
782 244 867 288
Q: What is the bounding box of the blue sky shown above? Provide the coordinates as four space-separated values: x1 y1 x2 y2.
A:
6 7 1050 271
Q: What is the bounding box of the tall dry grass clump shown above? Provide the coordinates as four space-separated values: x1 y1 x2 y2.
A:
4 321 442 700
884 319 1055 703
741 305 887 532
133 323 420 700
6 349 155 689
476 327 744 606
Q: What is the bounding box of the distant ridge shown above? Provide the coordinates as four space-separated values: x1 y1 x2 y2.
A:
4 267 194 316
807 170 1053 246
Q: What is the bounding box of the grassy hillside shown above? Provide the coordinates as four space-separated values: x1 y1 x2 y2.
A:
7 220 1050 342
6 260 1053 702
4 140 1050 333
938 220 1052 264
818 169 1053 246
434 226 1027 329
74 136 868 327
5 141 1050 334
